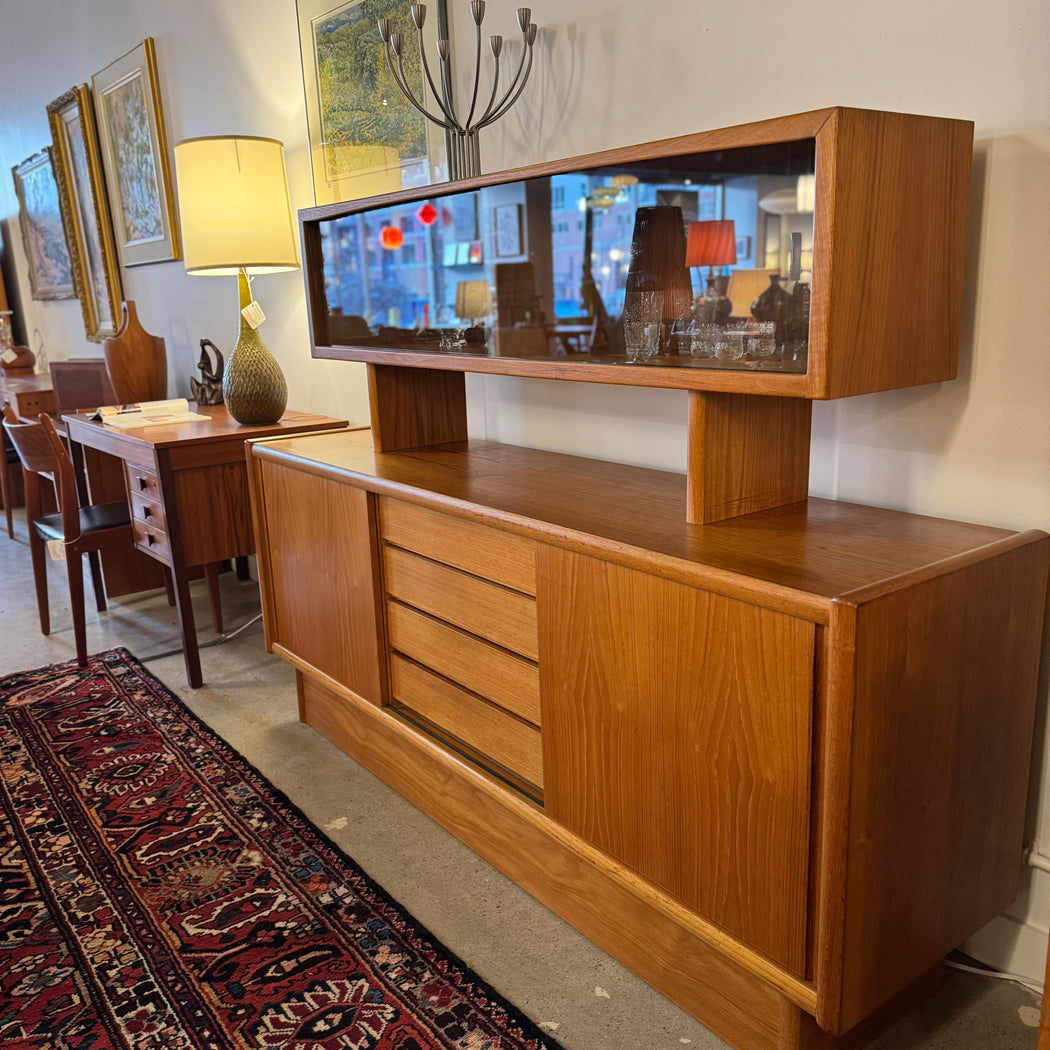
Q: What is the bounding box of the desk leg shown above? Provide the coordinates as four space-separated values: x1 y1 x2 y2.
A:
156 458 204 689
169 559 203 688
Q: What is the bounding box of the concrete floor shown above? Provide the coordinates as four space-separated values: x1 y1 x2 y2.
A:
0 508 1041 1050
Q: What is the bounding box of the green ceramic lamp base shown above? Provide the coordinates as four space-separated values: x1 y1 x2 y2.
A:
222 269 288 425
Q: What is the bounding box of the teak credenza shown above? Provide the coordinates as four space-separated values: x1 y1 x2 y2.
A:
245 108 1050 1049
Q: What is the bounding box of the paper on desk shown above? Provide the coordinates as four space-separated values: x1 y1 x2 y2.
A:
91 398 209 429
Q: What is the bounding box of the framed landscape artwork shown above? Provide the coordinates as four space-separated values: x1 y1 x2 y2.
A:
296 0 449 205
48 85 124 340
12 150 76 301
92 37 180 267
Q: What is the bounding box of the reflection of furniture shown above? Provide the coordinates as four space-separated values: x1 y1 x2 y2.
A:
494 262 542 327
279 110 1050 1049
64 405 348 689
103 300 167 403
2 409 132 667
327 313 372 345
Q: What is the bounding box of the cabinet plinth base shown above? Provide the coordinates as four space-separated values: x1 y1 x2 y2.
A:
294 668 944 1050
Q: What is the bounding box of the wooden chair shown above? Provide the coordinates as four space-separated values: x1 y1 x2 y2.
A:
1 421 19 538
2 407 132 667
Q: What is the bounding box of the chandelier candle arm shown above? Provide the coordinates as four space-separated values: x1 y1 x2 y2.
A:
377 0 539 180
464 0 486 130
478 20 537 129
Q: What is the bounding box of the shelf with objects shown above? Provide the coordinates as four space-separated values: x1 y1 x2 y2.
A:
246 107 1050 1050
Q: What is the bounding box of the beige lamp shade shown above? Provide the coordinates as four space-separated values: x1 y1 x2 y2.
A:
455 280 492 321
174 136 299 275
725 268 780 316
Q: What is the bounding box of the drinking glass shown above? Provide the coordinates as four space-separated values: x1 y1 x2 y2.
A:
623 291 662 362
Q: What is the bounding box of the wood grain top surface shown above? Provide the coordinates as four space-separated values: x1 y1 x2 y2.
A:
65 404 348 450
250 429 1026 602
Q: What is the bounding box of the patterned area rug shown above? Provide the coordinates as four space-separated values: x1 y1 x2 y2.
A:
0 648 564 1050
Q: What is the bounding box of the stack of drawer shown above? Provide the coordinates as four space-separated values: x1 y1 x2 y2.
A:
378 497 542 795
124 461 169 563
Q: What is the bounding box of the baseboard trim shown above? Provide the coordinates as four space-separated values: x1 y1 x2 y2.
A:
963 913 1048 985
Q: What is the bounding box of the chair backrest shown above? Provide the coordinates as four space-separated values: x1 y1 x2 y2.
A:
2 411 81 542
50 358 118 415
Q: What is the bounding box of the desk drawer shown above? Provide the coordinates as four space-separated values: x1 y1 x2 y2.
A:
386 601 540 725
131 519 170 564
129 492 166 532
379 497 536 595
125 464 162 501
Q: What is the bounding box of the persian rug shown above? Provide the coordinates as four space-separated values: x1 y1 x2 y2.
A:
0 648 564 1050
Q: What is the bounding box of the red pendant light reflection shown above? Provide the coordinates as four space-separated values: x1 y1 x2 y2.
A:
380 224 404 250
416 201 438 226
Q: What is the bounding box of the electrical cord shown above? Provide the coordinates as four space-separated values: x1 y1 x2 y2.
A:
137 612 264 664
945 958 1044 997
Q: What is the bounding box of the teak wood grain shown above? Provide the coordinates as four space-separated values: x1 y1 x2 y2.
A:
253 431 1015 607
386 601 541 724
256 460 385 705
817 537 1050 1033
382 545 539 660
390 654 543 787
540 548 814 975
688 392 812 523
368 364 467 451
380 494 537 594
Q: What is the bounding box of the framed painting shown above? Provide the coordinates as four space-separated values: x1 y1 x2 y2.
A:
11 150 76 300
296 0 450 205
91 38 180 267
48 85 124 340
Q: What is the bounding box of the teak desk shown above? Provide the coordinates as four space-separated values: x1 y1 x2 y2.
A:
64 405 348 687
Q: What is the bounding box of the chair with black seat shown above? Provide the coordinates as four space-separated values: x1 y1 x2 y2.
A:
2 406 132 667
1 420 19 538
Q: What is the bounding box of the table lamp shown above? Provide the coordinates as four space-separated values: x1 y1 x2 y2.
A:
455 279 493 342
685 220 737 322
174 136 299 424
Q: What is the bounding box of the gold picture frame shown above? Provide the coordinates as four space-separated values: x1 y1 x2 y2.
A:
11 149 76 301
91 37 180 267
47 85 124 341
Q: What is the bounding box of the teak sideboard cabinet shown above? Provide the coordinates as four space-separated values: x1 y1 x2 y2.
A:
245 108 1050 1049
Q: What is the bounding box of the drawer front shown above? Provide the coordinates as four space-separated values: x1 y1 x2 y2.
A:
386 602 540 725
383 546 538 660
390 655 543 789
131 519 171 564
125 464 162 501
129 492 166 532
380 497 536 595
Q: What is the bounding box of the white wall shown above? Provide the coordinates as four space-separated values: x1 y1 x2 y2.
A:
0 0 1047 981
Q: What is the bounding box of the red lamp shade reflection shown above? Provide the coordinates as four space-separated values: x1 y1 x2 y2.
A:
380 225 404 250
416 201 438 226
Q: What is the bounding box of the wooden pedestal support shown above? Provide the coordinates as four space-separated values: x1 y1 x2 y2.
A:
687 391 812 524
368 365 815 524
